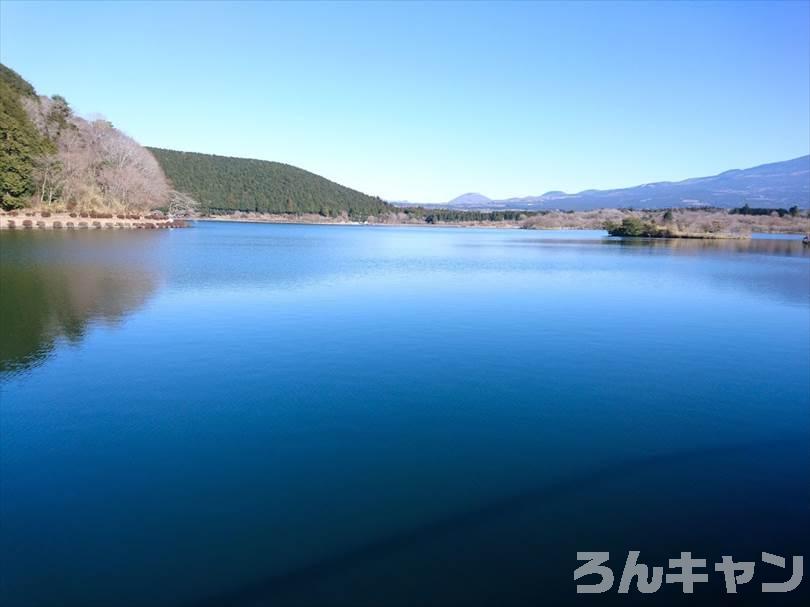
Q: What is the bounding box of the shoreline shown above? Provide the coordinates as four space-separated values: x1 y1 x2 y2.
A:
0 211 188 231
195 214 809 239
196 215 524 229
2 210 807 240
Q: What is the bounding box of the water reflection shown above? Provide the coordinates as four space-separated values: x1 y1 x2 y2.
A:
607 235 810 257
2 227 808 377
503 233 810 306
0 231 162 375
518 233 810 257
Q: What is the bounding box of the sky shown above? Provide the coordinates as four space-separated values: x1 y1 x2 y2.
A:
1 1 808 202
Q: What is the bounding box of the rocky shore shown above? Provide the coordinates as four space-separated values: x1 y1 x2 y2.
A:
0 210 189 230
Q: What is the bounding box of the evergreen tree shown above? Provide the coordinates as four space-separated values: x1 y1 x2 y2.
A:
0 64 52 209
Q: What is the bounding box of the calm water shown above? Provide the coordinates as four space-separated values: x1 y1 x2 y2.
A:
1 222 809 606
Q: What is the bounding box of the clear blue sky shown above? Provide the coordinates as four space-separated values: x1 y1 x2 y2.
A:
1 1 808 202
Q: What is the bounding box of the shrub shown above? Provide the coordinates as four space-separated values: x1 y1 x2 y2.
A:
91 221 102 229
7 220 16 229
605 217 663 237
52 221 63 229
40 211 51 218
36 221 46 228
22 219 33 228
78 221 88 229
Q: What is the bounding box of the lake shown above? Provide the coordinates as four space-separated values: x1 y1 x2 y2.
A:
1 222 809 606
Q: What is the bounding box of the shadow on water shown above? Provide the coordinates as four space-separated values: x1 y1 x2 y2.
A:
0 231 162 375
188 436 810 607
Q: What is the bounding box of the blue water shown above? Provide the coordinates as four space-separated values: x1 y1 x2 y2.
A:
1 222 809 606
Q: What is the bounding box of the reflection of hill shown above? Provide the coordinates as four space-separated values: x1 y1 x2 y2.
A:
0 233 160 374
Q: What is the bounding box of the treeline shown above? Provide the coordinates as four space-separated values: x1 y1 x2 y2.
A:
398 206 534 223
0 63 173 212
729 204 802 217
149 148 392 219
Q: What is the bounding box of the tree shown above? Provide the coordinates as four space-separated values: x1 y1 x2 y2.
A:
1 65 52 209
32 154 63 205
168 190 199 217
605 217 662 237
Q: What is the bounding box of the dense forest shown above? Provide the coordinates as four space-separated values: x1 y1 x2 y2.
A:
149 148 392 219
1 63 173 213
0 64 53 208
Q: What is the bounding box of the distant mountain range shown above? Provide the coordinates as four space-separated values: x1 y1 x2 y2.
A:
403 156 809 211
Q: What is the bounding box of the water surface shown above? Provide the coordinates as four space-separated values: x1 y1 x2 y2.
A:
1 223 809 606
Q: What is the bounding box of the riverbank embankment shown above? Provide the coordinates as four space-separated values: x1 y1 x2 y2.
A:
0 211 188 230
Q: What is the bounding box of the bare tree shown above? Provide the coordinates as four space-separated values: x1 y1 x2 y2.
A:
168 190 200 217
23 95 171 212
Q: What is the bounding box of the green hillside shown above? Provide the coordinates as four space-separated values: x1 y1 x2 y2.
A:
0 64 54 208
148 147 391 218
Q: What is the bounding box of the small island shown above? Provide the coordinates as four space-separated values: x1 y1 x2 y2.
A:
602 206 809 239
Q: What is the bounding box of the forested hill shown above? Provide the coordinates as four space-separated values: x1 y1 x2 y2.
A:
1 63 171 212
0 64 53 207
149 148 392 218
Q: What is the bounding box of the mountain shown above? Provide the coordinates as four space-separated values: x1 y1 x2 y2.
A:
439 156 810 211
149 148 391 218
446 192 492 206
